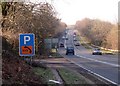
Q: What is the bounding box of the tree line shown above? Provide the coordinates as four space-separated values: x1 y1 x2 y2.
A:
1 2 67 55
75 18 118 50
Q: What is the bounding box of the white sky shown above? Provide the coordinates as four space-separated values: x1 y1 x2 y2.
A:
30 0 119 25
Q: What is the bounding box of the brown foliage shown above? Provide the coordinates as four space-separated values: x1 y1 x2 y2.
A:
75 18 118 50
2 51 44 85
1 2 66 54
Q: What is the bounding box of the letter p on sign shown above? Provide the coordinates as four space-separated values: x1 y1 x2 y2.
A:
24 36 30 44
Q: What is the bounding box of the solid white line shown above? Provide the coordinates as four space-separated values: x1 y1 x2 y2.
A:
76 55 119 67
74 30 119 67
58 47 118 85
65 58 118 85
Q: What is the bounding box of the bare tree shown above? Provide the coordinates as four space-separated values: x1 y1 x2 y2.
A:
75 18 118 49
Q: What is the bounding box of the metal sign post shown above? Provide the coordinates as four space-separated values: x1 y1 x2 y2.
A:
19 33 35 65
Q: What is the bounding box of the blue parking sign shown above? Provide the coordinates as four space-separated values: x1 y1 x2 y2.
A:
19 33 35 56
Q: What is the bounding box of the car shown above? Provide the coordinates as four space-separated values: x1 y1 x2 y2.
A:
74 42 80 46
59 43 64 47
62 36 68 40
65 31 67 34
73 34 76 37
62 36 65 40
65 37 68 40
73 32 76 35
73 38 77 41
66 47 75 55
92 48 102 55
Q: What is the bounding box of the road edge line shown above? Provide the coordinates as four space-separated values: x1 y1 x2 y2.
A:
64 57 118 85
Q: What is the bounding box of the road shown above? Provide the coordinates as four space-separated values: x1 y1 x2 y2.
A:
58 28 119 85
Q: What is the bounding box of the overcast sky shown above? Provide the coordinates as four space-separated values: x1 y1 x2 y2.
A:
30 0 119 25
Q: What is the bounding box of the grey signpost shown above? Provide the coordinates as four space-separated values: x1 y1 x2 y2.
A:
19 33 35 65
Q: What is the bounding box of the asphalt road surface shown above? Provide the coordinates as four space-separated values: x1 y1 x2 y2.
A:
58 28 119 85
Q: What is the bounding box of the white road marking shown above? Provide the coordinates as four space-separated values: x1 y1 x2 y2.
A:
76 55 119 67
65 58 118 85
59 29 118 85
72 29 119 67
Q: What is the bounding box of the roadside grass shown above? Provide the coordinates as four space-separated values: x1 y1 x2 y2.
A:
100 49 115 55
79 35 116 55
81 43 92 49
33 67 56 85
57 68 89 84
78 36 92 50
50 53 63 58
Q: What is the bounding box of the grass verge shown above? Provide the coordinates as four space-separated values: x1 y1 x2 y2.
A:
100 49 115 55
81 43 92 49
79 35 116 55
57 68 89 84
33 67 56 85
